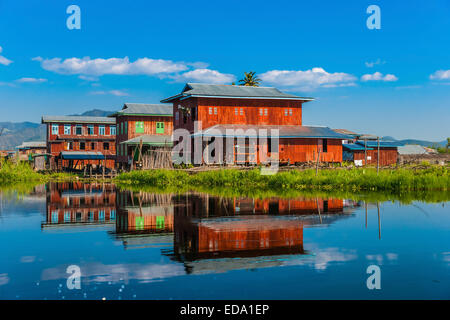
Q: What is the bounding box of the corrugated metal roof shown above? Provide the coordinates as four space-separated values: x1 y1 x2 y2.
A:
343 143 373 151
398 145 428 155
161 83 314 103
16 141 46 149
192 125 353 139
355 140 400 148
112 103 172 116
60 151 105 160
42 115 115 124
120 134 173 146
358 134 379 140
333 129 359 136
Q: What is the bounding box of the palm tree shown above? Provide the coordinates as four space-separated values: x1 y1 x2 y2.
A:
238 71 261 87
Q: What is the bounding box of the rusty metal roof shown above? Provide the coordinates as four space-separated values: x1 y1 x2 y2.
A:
192 124 353 139
161 83 314 103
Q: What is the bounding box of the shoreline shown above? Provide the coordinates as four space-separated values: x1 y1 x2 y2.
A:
1 162 449 193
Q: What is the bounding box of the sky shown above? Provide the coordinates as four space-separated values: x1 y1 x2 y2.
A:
0 0 449 141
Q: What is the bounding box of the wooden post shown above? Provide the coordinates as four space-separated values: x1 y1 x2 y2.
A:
364 139 367 166
316 141 321 176
365 201 368 229
377 201 381 240
316 197 322 224
377 137 380 174
138 139 143 169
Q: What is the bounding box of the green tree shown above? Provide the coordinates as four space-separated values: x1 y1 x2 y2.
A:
238 71 261 87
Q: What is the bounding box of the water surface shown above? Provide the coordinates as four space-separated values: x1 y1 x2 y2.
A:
0 182 448 299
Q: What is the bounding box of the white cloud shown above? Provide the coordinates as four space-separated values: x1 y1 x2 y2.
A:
16 77 47 83
173 68 235 84
365 59 385 68
90 90 129 96
361 71 398 82
0 46 13 66
34 56 188 76
260 67 357 91
79 75 99 82
430 69 450 80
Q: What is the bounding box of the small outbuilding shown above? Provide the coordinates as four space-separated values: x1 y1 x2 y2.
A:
343 140 399 166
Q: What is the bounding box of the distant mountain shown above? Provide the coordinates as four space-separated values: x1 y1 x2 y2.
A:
71 109 115 117
0 109 115 150
382 136 446 148
0 122 45 150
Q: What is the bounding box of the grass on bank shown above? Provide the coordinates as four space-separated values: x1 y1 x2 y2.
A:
116 166 450 193
0 160 78 183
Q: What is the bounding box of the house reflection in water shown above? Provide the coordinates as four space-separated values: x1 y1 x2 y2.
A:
41 183 358 274
42 182 116 230
111 191 174 249
166 194 355 273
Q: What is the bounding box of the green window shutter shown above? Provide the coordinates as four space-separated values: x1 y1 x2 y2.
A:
156 122 164 134
135 217 144 230
156 216 165 229
135 121 144 133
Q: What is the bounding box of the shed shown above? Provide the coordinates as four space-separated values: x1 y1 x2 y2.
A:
398 145 428 155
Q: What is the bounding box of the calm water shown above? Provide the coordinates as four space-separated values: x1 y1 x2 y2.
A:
0 182 448 300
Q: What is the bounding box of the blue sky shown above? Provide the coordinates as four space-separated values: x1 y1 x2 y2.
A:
0 0 449 140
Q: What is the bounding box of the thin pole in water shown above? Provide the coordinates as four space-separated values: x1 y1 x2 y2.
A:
377 201 381 240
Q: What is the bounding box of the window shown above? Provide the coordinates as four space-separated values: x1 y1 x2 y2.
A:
214 107 218 115
156 122 165 134
260 108 268 117
135 121 144 133
235 108 239 116
64 212 71 223
209 107 213 115
192 107 197 119
80 142 86 150
323 139 328 153
75 125 82 135
103 142 109 150
64 125 71 135
284 109 288 116
87 125 94 135
289 108 293 116
175 111 179 121
110 125 116 135
51 211 58 223
67 142 73 150
99 125 105 135
52 124 59 135
240 108 244 116
91 142 96 150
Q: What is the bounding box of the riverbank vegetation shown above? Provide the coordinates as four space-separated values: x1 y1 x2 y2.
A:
116 165 449 193
0 160 77 183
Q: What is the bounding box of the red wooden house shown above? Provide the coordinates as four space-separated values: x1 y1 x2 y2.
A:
110 103 173 170
162 83 351 165
41 115 116 170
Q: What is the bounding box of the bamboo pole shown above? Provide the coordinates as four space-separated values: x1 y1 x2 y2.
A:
377 137 380 175
365 201 368 229
316 141 321 176
377 201 381 240
364 139 367 166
